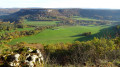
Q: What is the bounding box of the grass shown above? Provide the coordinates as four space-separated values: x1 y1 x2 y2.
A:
72 16 100 21
72 16 117 23
23 20 59 26
8 25 115 45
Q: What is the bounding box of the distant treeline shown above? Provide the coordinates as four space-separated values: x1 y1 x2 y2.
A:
1 9 120 23
59 20 112 26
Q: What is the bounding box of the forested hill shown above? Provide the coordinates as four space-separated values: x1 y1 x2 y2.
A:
79 9 120 21
1 8 120 22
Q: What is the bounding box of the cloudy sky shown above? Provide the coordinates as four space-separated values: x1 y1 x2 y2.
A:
0 0 120 9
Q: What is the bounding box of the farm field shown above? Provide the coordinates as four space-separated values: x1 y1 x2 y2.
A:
72 16 101 21
8 24 116 45
23 20 59 26
72 16 117 23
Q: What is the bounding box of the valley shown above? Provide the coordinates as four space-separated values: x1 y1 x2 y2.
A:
8 23 116 45
0 8 120 67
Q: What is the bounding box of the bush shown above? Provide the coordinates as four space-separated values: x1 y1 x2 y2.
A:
82 32 91 36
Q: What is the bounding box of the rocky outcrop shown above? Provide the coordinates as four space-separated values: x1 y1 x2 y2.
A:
25 48 44 67
0 47 44 67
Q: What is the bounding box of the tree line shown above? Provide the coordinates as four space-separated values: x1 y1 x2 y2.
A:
0 24 57 44
59 20 112 26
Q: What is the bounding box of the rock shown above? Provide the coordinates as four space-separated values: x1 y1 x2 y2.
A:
6 55 15 62
14 54 20 62
28 61 34 67
36 49 40 53
28 48 33 52
1 47 44 67
31 55 38 63
6 54 20 67
9 62 19 67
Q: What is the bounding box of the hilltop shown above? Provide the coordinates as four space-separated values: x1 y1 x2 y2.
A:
1 8 120 22
0 8 20 16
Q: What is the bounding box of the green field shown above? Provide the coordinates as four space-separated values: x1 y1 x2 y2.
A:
72 16 100 21
72 16 117 23
24 20 59 26
8 24 116 45
7 19 117 45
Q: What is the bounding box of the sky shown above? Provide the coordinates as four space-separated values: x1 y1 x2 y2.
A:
0 0 120 9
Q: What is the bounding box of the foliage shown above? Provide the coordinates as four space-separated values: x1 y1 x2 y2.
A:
44 37 120 66
82 32 91 36
1 8 120 66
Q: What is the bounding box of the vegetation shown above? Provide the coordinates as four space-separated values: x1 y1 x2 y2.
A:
1 8 120 67
2 37 120 66
23 20 59 26
8 25 117 45
1 8 120 23
72 16 101 21
44 37 120 66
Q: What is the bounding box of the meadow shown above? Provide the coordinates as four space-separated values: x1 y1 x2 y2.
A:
5 18 117 45
72 16 101 21
72 16 117 23
23 20 58 26
8 24 116 45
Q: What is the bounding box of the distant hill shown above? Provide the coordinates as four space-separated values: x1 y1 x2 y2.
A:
1 8 120 22
0 8 20 16
79 9 120 21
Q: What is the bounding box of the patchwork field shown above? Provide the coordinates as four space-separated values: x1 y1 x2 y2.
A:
8 24 116 45
0 20 59 34
24 20 59 26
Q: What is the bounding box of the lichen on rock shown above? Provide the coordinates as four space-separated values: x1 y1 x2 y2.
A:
0 47 44 67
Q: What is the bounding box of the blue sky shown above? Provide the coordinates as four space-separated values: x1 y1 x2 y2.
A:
0 0 120 9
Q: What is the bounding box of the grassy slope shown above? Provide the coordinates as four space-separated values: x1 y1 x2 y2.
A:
8 25 113 45
72 16 100 21
24 20 58 26
8 17 117 45
72 16 117 23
